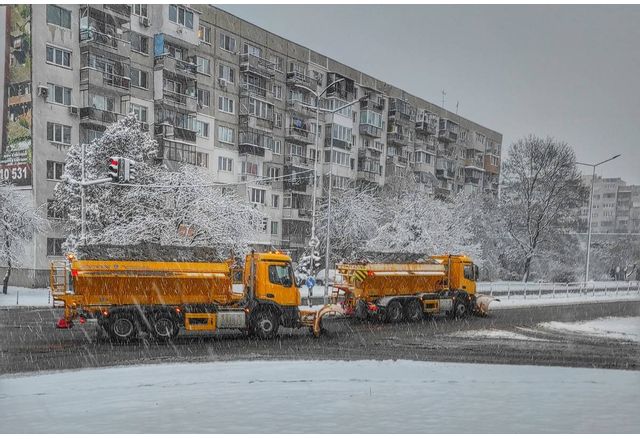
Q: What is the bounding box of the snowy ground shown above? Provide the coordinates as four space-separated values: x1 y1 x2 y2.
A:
2 360 638 433
0 287 51 307
539 317 640 342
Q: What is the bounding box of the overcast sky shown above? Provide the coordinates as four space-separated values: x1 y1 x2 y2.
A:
220 4 640 184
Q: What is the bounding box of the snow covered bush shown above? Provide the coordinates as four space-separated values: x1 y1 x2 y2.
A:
54 115 262 257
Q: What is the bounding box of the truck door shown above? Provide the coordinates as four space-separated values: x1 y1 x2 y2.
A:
258 261 300 307
462 263 478 294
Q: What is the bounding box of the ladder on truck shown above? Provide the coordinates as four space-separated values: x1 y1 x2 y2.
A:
49 260 69 307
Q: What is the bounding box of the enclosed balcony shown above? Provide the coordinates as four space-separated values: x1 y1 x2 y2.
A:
154 55 197 80
286 127 314 144
359 89 385 112
285 154 315 169
359 124 382 138
415 112 438 134
388 98 416 122
239 130 274 158
438 118 459 143
286 71 315 89
80 107 121 128
80 66 130 94
326 72 356 101
239 53 275 79
464 156 485 170
387 130 410 146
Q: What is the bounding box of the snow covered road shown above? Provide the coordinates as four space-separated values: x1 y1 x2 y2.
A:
2 359 638 433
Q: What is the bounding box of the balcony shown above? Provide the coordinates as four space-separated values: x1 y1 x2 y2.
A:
359 124 382 138
387 155 408 168
484 156 500 174
357 170 383 185
239 114 274 132
239 53 275 79
286 71 315 89
285 127 314 144
80 67 130 93
414 137 436 154
324 137 351 150
80 107 121 127
387 131 410 146
283 207 313 221
388 98 415 122
159 89 198 113
326 73 356 101
287 98 316 117
240 82 267 98
103 4 131 20
412 162 434 173
157 138 200 166
239 130 274 158
154 55 198 80
285 154 315 169
80 29 130 57
438 129 458 143
415 115 438 134
464 157 485 170
359 94 385 111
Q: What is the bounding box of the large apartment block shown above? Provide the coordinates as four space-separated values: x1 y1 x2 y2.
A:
0 4 502 286
579 175 640 235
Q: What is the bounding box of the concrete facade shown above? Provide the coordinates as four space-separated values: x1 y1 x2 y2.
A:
1 5 502 286
580 175 640 235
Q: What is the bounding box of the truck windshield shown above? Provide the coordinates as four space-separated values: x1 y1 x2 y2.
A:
269 264 293 287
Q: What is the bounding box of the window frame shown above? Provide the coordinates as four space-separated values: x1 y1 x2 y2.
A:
46 45 71 68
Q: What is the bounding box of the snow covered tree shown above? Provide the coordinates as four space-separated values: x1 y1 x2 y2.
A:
315 185 383 262
54 115 263 257
0 183 49 293
500 135 588 281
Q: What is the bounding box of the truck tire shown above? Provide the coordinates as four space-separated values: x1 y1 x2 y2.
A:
107 312 137 342
150 312 179 340
385 300 404 324
251 308 279 339
404 299 423 322
454 297 468 319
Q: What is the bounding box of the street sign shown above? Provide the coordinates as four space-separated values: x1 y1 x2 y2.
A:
306 276 316 289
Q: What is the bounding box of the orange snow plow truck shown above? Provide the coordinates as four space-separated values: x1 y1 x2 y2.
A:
334 255 495 322
50 251 342 341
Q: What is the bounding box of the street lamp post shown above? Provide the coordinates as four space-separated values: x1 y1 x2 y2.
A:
576 154 621 283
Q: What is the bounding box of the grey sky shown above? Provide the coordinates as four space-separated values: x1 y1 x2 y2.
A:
219 4 640 184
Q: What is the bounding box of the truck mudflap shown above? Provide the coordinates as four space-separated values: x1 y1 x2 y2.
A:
299 304 345 337
474 294 499 316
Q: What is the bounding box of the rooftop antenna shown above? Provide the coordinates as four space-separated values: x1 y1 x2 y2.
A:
456 101 459 115
441 90 446 109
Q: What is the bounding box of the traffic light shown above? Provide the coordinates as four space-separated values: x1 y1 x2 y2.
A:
108 157 120 182
121 158 136 183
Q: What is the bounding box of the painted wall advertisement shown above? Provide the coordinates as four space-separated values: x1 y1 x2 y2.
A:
1 5 32 186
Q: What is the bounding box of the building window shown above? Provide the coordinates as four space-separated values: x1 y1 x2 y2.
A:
46 122 71 145
132 4 148 17
243 43 262 58
270 221 279 235
219 32 236 52
274 112 282 128
130 32 149 54
218 156 233 172
196 152 209 168
196 56 211 75
271 194 279 208
47 200 66 220
197 89 210 108
86 128 104 143
169 5 194 29
250 188 266 204
248 98 273 120
88 94 115 112
196 120 209 138
47 238 64 256
218 96 235 114
130 103 148 123
46 5 71 29
270 54 283 72
273 140 282 155
130 68 149 89
218 64 235 83
46 161 65 180
46 46 71 68
218 126 234 144
272 84 283 100
198 24 211 44
47 84 71 106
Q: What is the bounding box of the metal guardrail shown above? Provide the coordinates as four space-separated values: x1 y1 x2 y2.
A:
477 281 640 300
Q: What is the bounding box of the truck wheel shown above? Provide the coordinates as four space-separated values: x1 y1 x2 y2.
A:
151 313 179 340
251 309 280 339
454 298 468 319
385 300 403 324
107 312 137 342
404 300 423 322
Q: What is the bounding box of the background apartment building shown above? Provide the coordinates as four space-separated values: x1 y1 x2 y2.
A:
579 175 640 235
0 4 502 286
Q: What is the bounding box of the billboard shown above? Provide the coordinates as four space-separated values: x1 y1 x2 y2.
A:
1 5 32 186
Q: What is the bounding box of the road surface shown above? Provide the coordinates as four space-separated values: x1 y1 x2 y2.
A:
1 300 639 374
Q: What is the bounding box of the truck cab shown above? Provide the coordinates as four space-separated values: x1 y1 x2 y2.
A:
434 255 479 294
243 251 300 307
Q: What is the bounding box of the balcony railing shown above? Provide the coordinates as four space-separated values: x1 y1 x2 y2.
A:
240 82 267 98
239 53 276 78
162 89 197 113
285 127 314 144
80 29 130 53
438 129 458 143
285 154 315 169
154 54 197 79
286 71 315 89
387 131 410 145
359 124 382 138
415 119 438 134
80 107 120 125
80 67 130 91
287 98 316 116
464 157 485 169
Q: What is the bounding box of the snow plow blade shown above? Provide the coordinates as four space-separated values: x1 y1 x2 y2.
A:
474 294 499 316
300 304 345 337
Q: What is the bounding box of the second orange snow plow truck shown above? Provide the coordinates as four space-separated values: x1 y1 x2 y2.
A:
51 251 342 341
334 255 495 322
